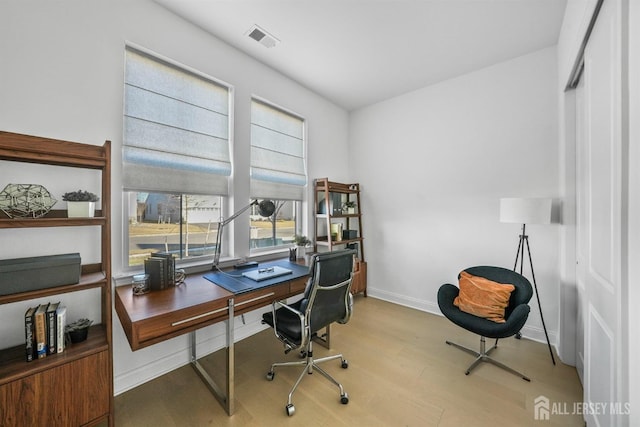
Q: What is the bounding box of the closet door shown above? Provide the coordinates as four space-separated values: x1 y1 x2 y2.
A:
575 0 624 426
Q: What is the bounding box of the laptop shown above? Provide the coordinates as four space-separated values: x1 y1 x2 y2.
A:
242 266 293 282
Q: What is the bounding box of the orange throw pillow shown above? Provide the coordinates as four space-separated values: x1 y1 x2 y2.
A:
453 271 515 323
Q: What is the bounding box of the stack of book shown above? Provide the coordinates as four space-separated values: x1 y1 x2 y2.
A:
24 302 66 362
144 252 176 291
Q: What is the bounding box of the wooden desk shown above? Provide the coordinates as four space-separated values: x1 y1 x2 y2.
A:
115 260 310 415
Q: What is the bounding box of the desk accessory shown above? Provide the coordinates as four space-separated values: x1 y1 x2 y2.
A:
132 274 150 295
234 261 259 269
242 266 292 282
212 199 275 270
204 260 308 294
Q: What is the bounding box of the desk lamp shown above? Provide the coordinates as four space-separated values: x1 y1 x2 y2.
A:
499 197 555 365
212 199 275 271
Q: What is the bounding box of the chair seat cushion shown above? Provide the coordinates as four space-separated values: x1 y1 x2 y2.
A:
453 271 515 323
262 299 304 344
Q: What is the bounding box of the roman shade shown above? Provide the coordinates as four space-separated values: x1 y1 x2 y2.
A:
250 99 306 200
123 47 231 195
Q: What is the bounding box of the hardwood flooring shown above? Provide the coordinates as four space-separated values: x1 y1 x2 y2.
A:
114 296 584 426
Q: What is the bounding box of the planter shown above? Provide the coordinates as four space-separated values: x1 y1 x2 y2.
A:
66 201 95 218
67 327 90 343
65 318 92 343
296 245 307 260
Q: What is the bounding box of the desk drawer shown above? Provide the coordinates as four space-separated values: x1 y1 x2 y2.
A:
135 300 229 345
288 276 308 295
233 282 290 314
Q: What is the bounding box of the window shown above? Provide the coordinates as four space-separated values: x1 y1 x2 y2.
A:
123 46 231 266
249 200 298 249
127 192 222 266
250 99 306 250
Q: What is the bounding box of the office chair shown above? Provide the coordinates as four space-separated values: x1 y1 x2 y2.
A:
437 266 533 381
262 249 356 416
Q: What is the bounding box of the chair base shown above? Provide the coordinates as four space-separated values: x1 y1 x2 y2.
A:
446 336 531 382
266 341 349 416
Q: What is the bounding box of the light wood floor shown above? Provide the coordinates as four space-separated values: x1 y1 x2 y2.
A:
114 297 584 426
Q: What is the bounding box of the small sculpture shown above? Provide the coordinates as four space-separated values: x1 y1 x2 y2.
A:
0 183 57 218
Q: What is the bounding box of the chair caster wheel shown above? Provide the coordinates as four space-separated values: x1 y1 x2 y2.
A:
266 371 274 381
341 360 348 369
341 393 349 404
286 404 295 416
299 351 307 358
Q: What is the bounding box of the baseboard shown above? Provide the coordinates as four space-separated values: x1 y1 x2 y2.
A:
366 286 440 314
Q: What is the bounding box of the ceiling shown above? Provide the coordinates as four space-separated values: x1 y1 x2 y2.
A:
155 0 567 111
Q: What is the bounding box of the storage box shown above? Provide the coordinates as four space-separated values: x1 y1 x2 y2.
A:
342 230 358 240
0 253 81 296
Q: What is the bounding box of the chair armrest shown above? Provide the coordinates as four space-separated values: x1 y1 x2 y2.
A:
271 299 307 353
337 292 354 324
501 303 531 337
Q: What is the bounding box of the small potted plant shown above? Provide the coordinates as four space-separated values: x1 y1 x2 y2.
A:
293 234 311 259
65 318 93 343
343 201 357 214
62 190 99 218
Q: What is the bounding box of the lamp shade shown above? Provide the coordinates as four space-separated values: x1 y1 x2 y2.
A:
499 198 552 225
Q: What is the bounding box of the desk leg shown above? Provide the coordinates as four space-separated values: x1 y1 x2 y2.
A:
313 324 331 349
227 298 235 414
189 298 235 415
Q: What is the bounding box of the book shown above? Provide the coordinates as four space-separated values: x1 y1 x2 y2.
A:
33 303 48 359
151 252 175 287
145 257 166 291
56 305 67 353
46 302 60 355
24 306 36 362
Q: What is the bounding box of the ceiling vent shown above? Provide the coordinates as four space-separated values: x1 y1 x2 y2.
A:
246 25 280 48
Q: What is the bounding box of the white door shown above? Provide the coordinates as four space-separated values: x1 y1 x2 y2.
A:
575 0 624 426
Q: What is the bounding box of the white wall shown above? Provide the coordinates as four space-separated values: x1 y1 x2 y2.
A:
349 47 561 345
0 0 349 395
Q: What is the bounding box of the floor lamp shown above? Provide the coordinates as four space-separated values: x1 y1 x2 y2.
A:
499 197 556 365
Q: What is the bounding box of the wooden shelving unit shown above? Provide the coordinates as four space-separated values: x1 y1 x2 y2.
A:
0 131 113 427
313 178 367 296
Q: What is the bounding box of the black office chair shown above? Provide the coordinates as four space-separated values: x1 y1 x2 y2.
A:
437 266 533 381
262 249 356 416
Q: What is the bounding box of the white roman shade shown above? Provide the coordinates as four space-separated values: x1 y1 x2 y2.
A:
123 47 231 195
250 99 306 200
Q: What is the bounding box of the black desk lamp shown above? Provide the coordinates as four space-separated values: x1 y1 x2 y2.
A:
212 199 275 271
500 197 556 365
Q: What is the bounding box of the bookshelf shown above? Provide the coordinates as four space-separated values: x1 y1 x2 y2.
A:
313 178 367 296
0 131 112 427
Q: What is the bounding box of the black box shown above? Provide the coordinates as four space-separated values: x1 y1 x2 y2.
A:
0 253 81 296
342 230 358 240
